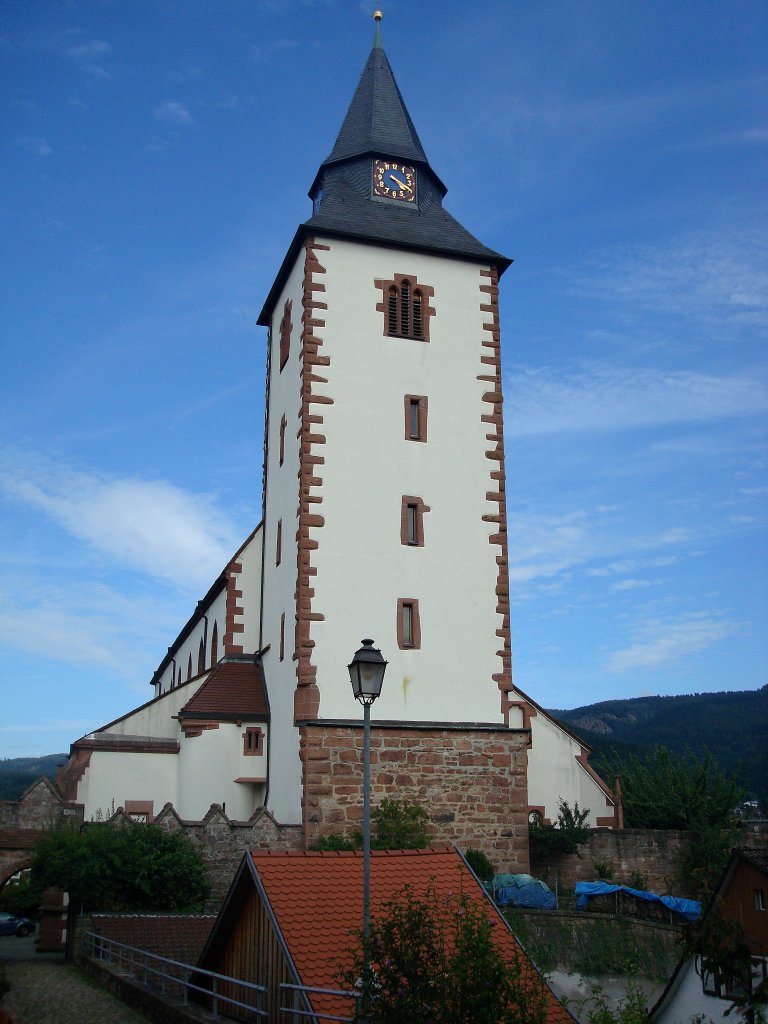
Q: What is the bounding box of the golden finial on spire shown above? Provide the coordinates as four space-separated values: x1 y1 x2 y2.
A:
373 10 383 48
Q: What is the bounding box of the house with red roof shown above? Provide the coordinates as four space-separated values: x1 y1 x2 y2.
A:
195 846 575 1024
54 14 618 875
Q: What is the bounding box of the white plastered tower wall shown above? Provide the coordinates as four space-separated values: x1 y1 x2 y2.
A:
301 237 503 723
259 235 510 826
260 255 307 824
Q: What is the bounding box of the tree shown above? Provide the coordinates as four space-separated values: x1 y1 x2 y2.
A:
608 746 744 896
30 822 209 913
372 798 428 850
340 883 548 1024
528 798 591 859
310 799 429 852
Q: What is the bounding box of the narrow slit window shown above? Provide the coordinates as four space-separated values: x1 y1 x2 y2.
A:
276 519 282 566
279 414 286 466
397 598 421 650
412 290 423 338
407 504 417 544
211 622 218 666
279 612 285 662
388 287 398 334
401 495 428 546
404 395 428 442
400 280 410 335
279 300 292 371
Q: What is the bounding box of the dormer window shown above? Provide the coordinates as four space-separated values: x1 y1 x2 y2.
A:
376 274 435 342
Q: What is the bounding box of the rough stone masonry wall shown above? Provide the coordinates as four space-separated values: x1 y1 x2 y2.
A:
301 723 530 872
532 828 695 894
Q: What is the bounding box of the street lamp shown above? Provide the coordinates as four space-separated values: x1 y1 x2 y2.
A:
348 638 387 1022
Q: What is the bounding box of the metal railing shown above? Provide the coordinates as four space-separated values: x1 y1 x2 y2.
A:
280 982 359 1023
83 931 268 1020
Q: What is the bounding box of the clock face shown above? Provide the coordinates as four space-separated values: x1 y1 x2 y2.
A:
373 160 417 202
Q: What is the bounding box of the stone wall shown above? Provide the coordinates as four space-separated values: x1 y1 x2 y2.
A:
532 828 692 894
532 822 768 897
149 803 302 904
300 721 530 872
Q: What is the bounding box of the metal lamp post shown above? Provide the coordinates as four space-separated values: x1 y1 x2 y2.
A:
348 638 387 1023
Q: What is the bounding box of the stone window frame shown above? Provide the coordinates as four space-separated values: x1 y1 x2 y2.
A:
397 598 421 650
243 727 264 757
375 274 435 342
279 299 292 371
404 395 428 442
400 495 430 546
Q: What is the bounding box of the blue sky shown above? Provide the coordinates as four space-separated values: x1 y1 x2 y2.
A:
1 1 766 758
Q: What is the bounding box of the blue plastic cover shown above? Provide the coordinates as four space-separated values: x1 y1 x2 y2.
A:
493 873 557 910
574 881 701 921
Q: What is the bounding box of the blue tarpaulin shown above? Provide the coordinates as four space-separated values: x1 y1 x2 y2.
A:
575 881 701 921
492 873 558 910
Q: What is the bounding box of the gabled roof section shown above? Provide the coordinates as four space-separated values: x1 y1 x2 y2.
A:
177 655 269 722
322 41 428 172
246 847 574 1023
91 914 215 966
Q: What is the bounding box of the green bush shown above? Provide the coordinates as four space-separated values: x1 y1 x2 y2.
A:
30 822 210 913
593 861 614 881
372 799 428 850
340 884 549 1024
529 798 591 859
464 848 495 882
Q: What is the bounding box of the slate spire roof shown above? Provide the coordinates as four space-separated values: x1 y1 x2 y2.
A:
258 23 510 324
319 31 430 174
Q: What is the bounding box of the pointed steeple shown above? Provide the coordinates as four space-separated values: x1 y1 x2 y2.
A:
322 30 429 171
258 16 510 326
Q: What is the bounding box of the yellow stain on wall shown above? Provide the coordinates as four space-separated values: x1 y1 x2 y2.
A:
402 675 412 701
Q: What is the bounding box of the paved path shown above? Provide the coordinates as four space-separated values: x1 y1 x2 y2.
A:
2 960 153 1024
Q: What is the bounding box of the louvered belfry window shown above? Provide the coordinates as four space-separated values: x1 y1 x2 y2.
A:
376 274 434 341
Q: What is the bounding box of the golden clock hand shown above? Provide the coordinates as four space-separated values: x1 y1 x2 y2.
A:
389 174 413 192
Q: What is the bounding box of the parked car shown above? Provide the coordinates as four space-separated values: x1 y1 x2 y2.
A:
0 911 35 937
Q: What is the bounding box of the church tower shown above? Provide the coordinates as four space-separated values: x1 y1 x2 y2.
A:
257 17 529 862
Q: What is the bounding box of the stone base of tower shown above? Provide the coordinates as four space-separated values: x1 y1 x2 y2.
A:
299 721 530 872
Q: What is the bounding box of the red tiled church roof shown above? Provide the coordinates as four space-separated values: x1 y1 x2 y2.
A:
91 914 216 965
179 656 269 721
250 846 573 1023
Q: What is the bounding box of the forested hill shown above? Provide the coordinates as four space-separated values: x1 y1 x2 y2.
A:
549 686 768 805
0 754 66 801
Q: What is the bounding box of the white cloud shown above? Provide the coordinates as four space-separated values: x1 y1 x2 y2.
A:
505 365 768 437
153 100 194 125
66 39 111 78
604 613 741 672
0 451 240 591
611 579 654 591
568 230 768 326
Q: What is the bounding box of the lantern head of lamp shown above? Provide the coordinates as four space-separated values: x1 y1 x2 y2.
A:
348 639 388 706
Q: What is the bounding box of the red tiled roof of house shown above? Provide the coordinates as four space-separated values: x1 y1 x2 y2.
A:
91 914 216 965
250 846 573 1023
179 657 269 720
